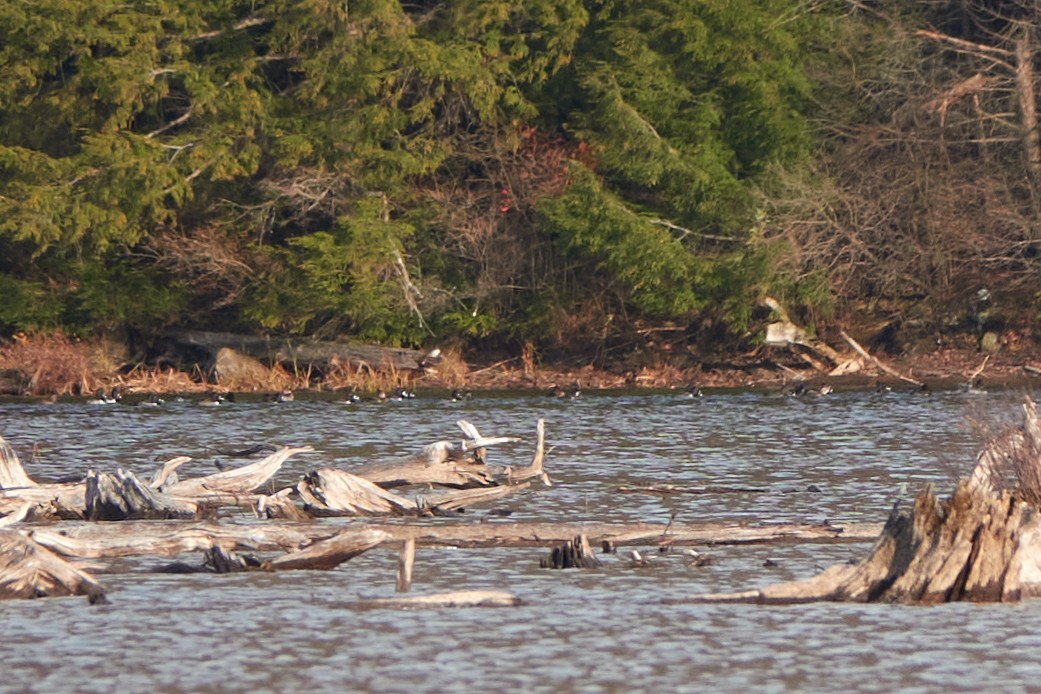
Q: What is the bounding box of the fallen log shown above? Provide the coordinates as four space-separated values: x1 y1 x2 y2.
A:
355 420 519 489
263 529 389 571
170 330 433 374
297 469 415 516
0 529 106 602
166 445 313 497
26 519 878 563
354 590 521 609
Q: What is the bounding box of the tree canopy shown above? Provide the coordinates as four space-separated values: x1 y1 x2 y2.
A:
11 2 1025 358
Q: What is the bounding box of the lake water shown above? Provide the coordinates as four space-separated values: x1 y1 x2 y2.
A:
2 386 1040 693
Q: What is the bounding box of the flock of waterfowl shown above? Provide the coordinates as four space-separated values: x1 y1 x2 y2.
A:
74 374 974 409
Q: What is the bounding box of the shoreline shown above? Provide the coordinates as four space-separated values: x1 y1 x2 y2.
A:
3 343 1040 400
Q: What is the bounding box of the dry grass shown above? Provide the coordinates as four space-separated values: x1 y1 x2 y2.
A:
322 357 418 394
0 333 110 395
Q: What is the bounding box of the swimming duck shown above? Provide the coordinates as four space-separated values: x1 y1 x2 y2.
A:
275 389 294 403
684 383 704 398
450 388 472 402
344 387 362 404
395 387 415 400
198 393 226 407
87 387 121 405
138 394 165 407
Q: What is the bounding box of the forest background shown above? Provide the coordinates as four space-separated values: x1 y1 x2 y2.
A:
3 0 1041 388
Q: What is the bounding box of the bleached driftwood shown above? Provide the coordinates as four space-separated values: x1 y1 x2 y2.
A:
298 469 415 516
150 456 192 490
297 469 532 517
355 590 521 609
86 469 198 521
0 434 36 489
166 445 313 497
26 519 876 563
264 529 389 571
356 420 520 489
0 529 106 602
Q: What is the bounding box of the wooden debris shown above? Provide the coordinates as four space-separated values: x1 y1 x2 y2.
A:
674 398 1041 605
541 534 601 569
166 445 313 497
355 420 519 489
396 538 415 592
840 330 924 387
0 529 106 602
263 529 390 571
762 297 843 369
297 468 415 516
255 487 311 520
86 469 198 521
356 590 521 609
420 483 531 514
149 456 192 491
0 434 36 490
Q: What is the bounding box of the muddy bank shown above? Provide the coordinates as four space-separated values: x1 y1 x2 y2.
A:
1 330 1040 398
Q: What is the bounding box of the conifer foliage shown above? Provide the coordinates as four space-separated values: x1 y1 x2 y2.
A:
0 1 817 348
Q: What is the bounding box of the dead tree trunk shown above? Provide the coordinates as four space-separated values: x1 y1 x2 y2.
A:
679 396 1041 605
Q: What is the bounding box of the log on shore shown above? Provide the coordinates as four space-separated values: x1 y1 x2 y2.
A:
170 330 433 374
0 529 106 602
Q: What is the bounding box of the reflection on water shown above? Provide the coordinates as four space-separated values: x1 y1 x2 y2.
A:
1 387 1039 692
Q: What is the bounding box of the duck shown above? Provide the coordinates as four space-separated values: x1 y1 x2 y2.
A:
138 394 165 407
395 387 416 400
198 393 226 407
684 383 704 398
275 389 294 403
87 387 121 405
343 387 362 404
450 388 472 402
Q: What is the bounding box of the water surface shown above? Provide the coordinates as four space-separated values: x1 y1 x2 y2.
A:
1 387 1037 692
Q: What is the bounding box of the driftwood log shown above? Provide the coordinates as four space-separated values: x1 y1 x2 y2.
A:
0 529 106 602
355 590 521 609
541 534 601 569
678 396 1041 605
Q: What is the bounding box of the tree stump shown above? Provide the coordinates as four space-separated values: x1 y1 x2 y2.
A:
541 534 601 569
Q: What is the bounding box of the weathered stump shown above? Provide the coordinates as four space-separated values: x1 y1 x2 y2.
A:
86 470 198 521
541 534 601 569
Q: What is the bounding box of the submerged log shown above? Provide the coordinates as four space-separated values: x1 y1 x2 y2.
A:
0 529 106 602
355 590 521 609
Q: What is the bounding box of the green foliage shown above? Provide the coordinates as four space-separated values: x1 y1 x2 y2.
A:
0 0 829 353
243 197 425 343
538 166 702 316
